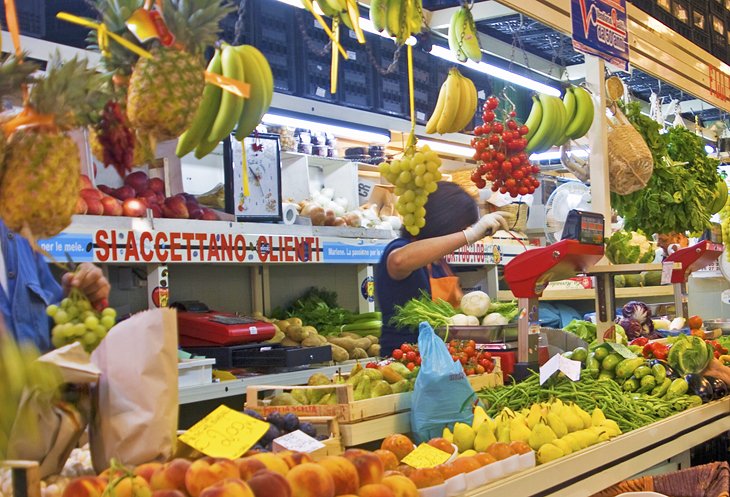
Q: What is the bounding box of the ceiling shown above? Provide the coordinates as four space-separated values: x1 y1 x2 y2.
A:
3 0 725 126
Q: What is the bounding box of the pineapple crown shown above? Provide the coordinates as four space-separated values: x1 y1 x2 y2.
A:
0 53 39 99
29 53 111 130
87 0 145 75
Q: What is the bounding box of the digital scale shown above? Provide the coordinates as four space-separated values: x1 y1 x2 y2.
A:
664 240 724 318
504 210 605 380
173 301 277 347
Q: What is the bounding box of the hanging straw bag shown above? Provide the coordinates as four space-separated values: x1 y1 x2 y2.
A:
607 105 654 195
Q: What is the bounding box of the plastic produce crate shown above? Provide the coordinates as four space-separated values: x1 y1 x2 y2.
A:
374 37 407 118
690 0 712 51
251 0 298 95
411 47 438 125
630 0 655 15
185 343 332 369
178 357 216 388
338 28 376 111
297 9 338 104
0 0 45 37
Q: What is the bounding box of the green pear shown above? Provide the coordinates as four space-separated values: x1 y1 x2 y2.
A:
528 423 557 451
474 422 497 452
453 422 476 452
509 417 532 444
537 443 564 464
546 413 568 438
291 389 309 405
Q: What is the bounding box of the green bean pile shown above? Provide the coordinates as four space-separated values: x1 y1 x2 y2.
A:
477 374 702 433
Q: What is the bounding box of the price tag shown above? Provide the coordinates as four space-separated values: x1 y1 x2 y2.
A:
401 443 452 469
272 430 326 454
315 87 326 97
178 405 269 459
347 50 357 60
539 353 582 385
604 341 636 359
661 262 674 285
416 111 425 120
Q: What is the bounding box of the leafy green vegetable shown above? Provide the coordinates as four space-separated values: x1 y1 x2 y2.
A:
667 334 713 375
611 102 720 235
563 319 597 343
272 287 353 334
391 290 456 330
487 300 519 322
605 230 655 264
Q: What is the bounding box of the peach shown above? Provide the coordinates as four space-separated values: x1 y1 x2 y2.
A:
185 458 240 497
277 451 313 469
436 463 461 481
447 457 480 475
317 456 359 495
509 441 532 455
383 470 404 478
284 463 335 497
486 442 514 461
80 175 93 190
246 469 292 497
373 450 399 471
75 196 88 214
426 438 455 454
81 188 103 201
199 478 254 497
358 483 396 497
248 453 289 476
343 449 384 487
473 452 497 467
101 196 123 216
151 492 186 497
134 462 163 483
61 476 107 497
85 197 104 215
150 458 191 492
381 475 419 497
106 475 152 497
394 465 413 477
407 468 444 489
235 457 267 481
380 435 414 461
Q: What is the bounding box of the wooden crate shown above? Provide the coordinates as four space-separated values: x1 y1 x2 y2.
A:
300 416 343 460
338 411 411 447
2 460 41 497
468 371 504 391
246 383 412 424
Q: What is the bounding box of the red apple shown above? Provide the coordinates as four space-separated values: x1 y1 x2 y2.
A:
101 196 123 216
124 171 149 193
156 192 166 205
162 196 189 219
81 188 103 201
139 189 159 205
201 208 219 221
112 185 136 201
123 198 148 217
149 204 163 218
149 177 165 195
80 174 93 190
97 184 114 196
75 197 88 215
86 197 104 215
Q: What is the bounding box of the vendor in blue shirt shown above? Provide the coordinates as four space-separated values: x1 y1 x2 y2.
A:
0 221 110 351
375 182 510 355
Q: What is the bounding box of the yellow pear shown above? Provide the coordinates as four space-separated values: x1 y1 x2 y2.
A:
497 423 511 444
509 417 532 444
600 419 622 437
572 404 592 429
458 449 477 457
591 407 606 427
549 398 565 416
561 405 583 433
472 405 489 431
474 422 497 452
526 404 544 430
561 433 581 452
546 413 568 438
453 422 476 452
572 429 595 449
588 426 610 442
442 426 454 443
537 443 564 464
553 438 573 455
528 422 557 451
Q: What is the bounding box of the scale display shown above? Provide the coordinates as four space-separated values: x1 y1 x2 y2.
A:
562 210 604 245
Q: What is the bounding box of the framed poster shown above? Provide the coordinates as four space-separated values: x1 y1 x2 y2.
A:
227 133 283 222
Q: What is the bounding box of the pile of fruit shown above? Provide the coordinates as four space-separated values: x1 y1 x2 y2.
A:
525 86 594 154
369 0 424 45
426 68 477 135
385 340 497 377
242 410 328 452
447 3 482 62
47 292 118 352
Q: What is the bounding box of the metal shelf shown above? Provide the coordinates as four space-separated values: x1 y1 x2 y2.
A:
465 398 730 497
586 263 681 275
498 286 675 301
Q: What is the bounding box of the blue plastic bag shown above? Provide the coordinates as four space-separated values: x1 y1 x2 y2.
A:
410 322 477 443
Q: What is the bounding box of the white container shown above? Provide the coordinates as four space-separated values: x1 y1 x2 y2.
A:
465 467 488 489
445 444 459 463
518 452 536 471
280 152 359 210
482 461 502 483
444 474 467 496
502 454 520 475
418 482 447 497
178 358 216 388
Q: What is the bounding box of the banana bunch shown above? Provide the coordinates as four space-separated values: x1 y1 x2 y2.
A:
0 333 63 459
524 86 594 154
448 4 481 62
196 183 226 209
176 44 274 159
370 0 423 44
425 68 477 135
312 0 366 43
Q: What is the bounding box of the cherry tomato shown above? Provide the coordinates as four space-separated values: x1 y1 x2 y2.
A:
464 346 475 357
451 354 459 362
501 161 512 173
392 349 404 360
489 135 501 145
499 186 507 194
505 178 517 188
519 125 529 135
406 350 417 362
532 165 540 173
467 340 476 349
491 184 499 192
416 356 422 365
493 123 504 134
486 361 495 373
513 169 524 180
475 179 487 189
527 186 535 194
486 96 499 110
509 110 517 117
401 343 413 353
495 152 506 162
483 111 495 122
465 367 475 376
482 124 492 134
406 362 415 371
507 120 518 130
366 362 378 368
474 125 484 136
458 353 468 365
476 364 486 375
688 315 703 329
518 186 529 195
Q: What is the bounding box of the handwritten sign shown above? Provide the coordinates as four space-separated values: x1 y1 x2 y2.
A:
272 430 326 454
604 341 636 359
661 261 674 285
540 353 582 385
401 443 452 469
178 405 269 459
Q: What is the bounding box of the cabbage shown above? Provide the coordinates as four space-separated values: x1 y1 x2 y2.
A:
605 230 656 264
667 334 713 375
460 291 491 317
622 301 652 325
617 318 642 340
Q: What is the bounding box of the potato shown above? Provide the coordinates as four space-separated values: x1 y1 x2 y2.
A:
302 335 322 347
340 332 362 340
288 317 303 327
330 343 349 363
350 347 368 359
327 336 357 353
367 343 381 357
281 337 300 347
285 325 307 342
316 334 328 346
302 325 318 336
265 330 285 344
365 335 379 345
353 338 372 350
275 319 291 330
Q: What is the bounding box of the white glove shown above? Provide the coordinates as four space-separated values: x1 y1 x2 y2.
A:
463 212 511 244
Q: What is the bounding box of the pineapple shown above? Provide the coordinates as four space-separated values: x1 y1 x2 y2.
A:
126 0 234 141
0 55 105 240
0 54 39 171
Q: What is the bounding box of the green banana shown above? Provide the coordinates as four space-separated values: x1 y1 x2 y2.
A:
554 87 576 147
195 137 221 160
408 0 423 35
315 0 341 17
233 46 268 141
458 6 482 62
369 0 387 32
547 95 567 149
176 49 223 158
385 0 402 38
526 93 556 153
565 85 595 139
448 7 467 62
247 46 274 111
207 44 245 143
523 95 543 142
322 0 346 11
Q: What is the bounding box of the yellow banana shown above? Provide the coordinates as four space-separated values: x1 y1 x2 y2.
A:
233 46 269 141
207 44 245 143
452 72 476 132
448 8 467 62
458 6 482 62
426 79 448 134
408 0 423 35
345 0 365 43
315 0 341 17
523 95 543 143
176 49 223 157
247 46 274 111
385 0 402 38
566 85 595 139
436 69 462 134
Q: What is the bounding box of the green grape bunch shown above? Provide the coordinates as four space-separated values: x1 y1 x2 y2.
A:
46 289 117 353
378 143 443 237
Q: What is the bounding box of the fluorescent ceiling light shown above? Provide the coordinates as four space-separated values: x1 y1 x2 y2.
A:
417 139 474 157
429 46 561 97
530 149 588 161
262 113 391 144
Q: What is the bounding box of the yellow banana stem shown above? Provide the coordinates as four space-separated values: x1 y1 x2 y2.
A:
242 142 250 197
300 0 349 59
407 44 415 133
331 17 340 94
346 0 366 43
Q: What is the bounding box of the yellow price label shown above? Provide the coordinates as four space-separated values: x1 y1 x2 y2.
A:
401 443 451 469
178 405 270 459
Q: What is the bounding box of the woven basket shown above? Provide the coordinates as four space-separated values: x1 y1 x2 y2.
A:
591 462 730 497
607 106 654 195
488 202 528 233
451 169 480 200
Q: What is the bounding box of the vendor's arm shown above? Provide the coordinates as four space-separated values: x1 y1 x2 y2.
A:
388 212 510 280
703 358 730 386
61 263 110 310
